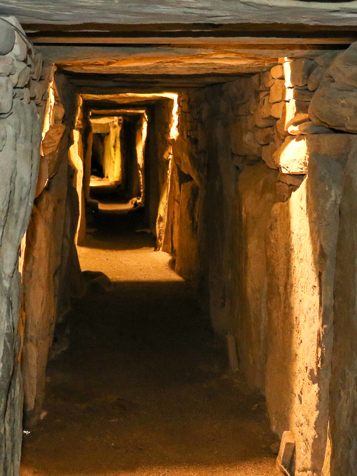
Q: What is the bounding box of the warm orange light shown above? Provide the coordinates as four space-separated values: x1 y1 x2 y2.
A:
82 92 179 140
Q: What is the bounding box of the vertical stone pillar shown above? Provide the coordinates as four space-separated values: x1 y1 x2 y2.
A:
0 17 44 475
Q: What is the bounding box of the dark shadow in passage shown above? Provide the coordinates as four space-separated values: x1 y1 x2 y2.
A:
82 208 156 251
21 279 278 475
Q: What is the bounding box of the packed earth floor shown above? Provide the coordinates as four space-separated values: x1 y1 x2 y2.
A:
21 203 281 476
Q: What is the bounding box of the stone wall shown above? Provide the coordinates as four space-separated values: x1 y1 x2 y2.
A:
162 44 357 476
0 17 356 476
22 70 83 427
263 51 357 476
144 98 173 241
0 17 43 475
120 116 141 200
90 117 122 184
308 43 357 476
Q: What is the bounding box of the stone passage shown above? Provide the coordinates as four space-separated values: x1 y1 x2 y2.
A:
21 208 280 476
1 10 357 476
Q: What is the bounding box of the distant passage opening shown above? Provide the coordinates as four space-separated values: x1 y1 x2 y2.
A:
21 76 280 476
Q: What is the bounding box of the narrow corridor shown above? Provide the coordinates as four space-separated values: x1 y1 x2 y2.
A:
21 207 279 476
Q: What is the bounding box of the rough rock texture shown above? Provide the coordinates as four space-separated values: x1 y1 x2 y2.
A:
144 98 173 241
22 72 82 427
235 163 278 390
90 116 122 183
266 139 354 476
22 150 69 426
1 27 354 476
2 1 357 25
310 42 357 133
275 134 353 174
158 47 357 476
55 169 83 325
69 127 86 244
175 181 200 281
330 141 357 476
120 115 141 200
0 20 43 474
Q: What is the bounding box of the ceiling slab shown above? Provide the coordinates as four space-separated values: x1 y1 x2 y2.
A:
66 75 248 93
1 1 357 26
46 42 345 84
90 109 146 115
28 36 356 47
82 93 175 104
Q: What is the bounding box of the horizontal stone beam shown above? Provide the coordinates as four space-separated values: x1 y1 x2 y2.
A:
29 36 356 46
1 0 357 26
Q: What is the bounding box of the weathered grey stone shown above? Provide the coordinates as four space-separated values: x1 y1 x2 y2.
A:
285 88 314 102
0 21 15 55
285 58 316 87
0 124 7 151
307 65 325 91
309 42 357 132
12 32 28 62
0 56 15 76
0 1 356 26
13 86 30 104
10 60 30 88
28 79 44 104
0 96 41 476
330 141 357 476
16 63 30 88
310 87 357 133
30 53 43 81
324 48 357 89
314 51 339 69
0 77 13 114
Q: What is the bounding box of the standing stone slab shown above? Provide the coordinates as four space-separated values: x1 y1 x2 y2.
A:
330 141 357 476
175 181 200 281
309 42 357 133
22 140 69 427
0 98 41 475
235 162 278 390
266 144 350 475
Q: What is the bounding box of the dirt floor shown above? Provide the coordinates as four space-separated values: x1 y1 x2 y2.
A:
21 202 281 476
